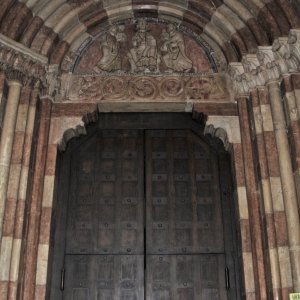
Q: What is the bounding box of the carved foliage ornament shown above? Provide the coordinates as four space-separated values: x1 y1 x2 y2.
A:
68 75 228 102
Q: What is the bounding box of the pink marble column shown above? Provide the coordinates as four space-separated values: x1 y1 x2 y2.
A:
0 70 23 241
267 80 300 292
237 95 268 300
19 96 52 300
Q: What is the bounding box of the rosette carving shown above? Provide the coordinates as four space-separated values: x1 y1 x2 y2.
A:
67 75 228 102
129 77 158 100
160 78 184 98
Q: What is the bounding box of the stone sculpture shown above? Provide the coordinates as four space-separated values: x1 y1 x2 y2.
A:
94 25 126 72
127 19 159 73
161 23 193 72
93 20 194 74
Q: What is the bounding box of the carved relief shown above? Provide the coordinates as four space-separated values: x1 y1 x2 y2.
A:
0 38 47 86
127 20 159 73
161 23 192 73
94 25 127 72
75 20 213 75
65 74 229 102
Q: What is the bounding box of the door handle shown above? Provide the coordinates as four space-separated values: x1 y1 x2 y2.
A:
225 267 230 290
60 268 65 291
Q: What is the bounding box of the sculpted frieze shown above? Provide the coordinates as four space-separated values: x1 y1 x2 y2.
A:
75 20 214 75
64 74 229 102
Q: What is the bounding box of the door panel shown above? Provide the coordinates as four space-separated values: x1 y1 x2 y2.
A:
66 130 144 255
64 255 144 300
58 126 234 300
146 130 224 254
146 255 227 300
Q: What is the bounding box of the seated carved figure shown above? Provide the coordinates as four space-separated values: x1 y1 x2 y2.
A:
128 20 159 73
161 23 193 72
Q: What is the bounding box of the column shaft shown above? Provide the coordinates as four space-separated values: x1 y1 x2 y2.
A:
20 98 52 300
0 79 22 240
8 87 38 300
268 81 300 291
251 89 282 299
238 96 268 299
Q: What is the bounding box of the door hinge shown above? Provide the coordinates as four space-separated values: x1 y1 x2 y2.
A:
60 268 65 291
225 267 230 290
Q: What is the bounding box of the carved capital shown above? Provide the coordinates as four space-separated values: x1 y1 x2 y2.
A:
287 29 300 72
0 35 47 88
5 68 26 85
257 46 281 83
242 54 265 89
228 63 249 96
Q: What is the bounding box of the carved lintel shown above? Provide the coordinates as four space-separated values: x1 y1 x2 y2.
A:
65 74 229 102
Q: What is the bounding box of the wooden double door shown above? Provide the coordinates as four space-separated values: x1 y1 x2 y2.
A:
50 114 240 300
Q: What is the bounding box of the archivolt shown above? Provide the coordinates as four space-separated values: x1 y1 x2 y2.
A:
0 0 299 67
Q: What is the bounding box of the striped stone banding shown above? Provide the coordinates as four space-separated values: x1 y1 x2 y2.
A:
0 0 297 67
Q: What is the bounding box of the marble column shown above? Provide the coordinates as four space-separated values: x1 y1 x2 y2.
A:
0 83 31 300
8 84 39 300
20 96 52 300
0 71 23 241
237 95 268 299
251 88 282 299
268 80 300 292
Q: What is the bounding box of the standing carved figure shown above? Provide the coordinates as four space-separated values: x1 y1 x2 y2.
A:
161 23 193 72
94 25 126 72
127 20 159 73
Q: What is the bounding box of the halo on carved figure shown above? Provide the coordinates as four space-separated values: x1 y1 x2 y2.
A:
73 19 217 75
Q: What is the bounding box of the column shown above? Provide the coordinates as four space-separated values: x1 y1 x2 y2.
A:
8 84 39 300
0 70 23 241
251 88 282 299
258 88 293 298
268 80 300 292
237 95 268 300
19 97 52 300
288 74 300 209
0 83 31 299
